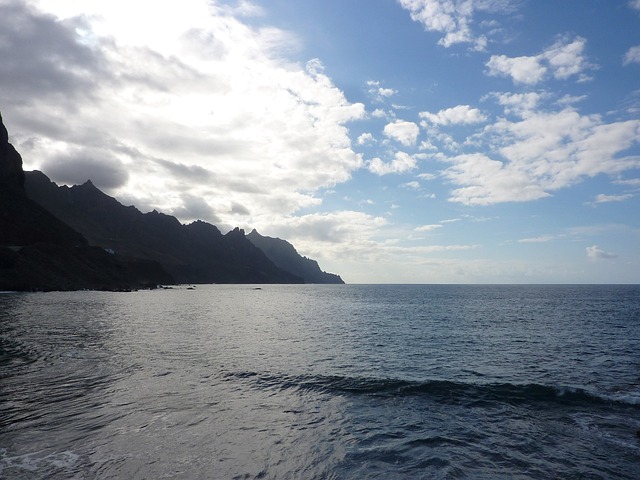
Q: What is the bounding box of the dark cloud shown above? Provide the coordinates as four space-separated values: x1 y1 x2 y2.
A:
170 194 221 224
42 151 129 190
230 201 250 215
153 158 214 182
0 1 106 102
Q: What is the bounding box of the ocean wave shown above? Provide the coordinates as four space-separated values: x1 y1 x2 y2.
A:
224 371 640 408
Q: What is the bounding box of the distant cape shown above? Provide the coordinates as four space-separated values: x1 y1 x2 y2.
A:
247 229 344 284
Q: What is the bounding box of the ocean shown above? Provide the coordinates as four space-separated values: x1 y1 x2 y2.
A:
1 284 639 479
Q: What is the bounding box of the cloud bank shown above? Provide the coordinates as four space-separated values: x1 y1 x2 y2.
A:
2 0 365 229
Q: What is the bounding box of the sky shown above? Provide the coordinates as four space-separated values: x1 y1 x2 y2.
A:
1 0 639 284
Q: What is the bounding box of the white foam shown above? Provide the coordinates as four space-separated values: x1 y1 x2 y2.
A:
0 449 81 474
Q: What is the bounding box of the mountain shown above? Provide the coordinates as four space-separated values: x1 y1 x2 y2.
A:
0 113 172 291
247 229 344 284
25 170 303 284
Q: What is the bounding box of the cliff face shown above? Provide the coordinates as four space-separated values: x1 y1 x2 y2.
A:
25 171 303 284
0 114 87 248
0 113 25 191
0 113 172 291
247 229 344 284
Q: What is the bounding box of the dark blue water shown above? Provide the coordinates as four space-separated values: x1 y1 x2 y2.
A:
1 284 639 479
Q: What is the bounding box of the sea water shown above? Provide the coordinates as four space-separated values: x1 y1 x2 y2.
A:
1 284 639 479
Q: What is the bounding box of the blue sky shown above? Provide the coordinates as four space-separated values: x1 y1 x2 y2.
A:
1 0 639 283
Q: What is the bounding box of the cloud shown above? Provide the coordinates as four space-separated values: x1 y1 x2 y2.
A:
0 1 106 102
623 45 640 66
543 36 593 80
518 235 555 243
443 153 551 205
593 193 633 204
486 36 593 84
368 151 418 175
439 105 640 205
42 150 129 190
586 245 617 260
631 0 640 11
2 0 366 227
367 80 397 102
357 132 375 145
263 210 388 245
491 92 545 118
170 194 221 224
417 172 437 180
397 0 517 49
614 178 640 187
219 0 265 17
415 224 442 232
383 120 420 146
402 181 421 189
486 55 547 84
420 105 487 125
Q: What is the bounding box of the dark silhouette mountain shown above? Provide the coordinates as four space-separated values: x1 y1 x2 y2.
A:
247 229 344 284
0 113 172 291
25 170 303 284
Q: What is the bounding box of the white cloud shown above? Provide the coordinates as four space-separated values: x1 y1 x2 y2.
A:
402 181 421 189
623 45 640 66
383 120 420 146
542 36 592 81
593 193 633 203
486 36 593 84
631 0 640 11
417 172 437 180
491 92 545 118
220 0 265 17
419 140 438 151
614 178 640 187
518 235 555 243
586 245 617 260
420 105 487 125
439 107 640 205
367 80 397 102
397 0 516 49
415 224 442 232
357 132 375 145
486 55 547 84
368 151 418 175
443 153 551 205
2 0 365 227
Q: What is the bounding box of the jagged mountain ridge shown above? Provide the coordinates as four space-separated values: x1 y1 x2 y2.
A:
247 229 344 284
25 170 304 284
